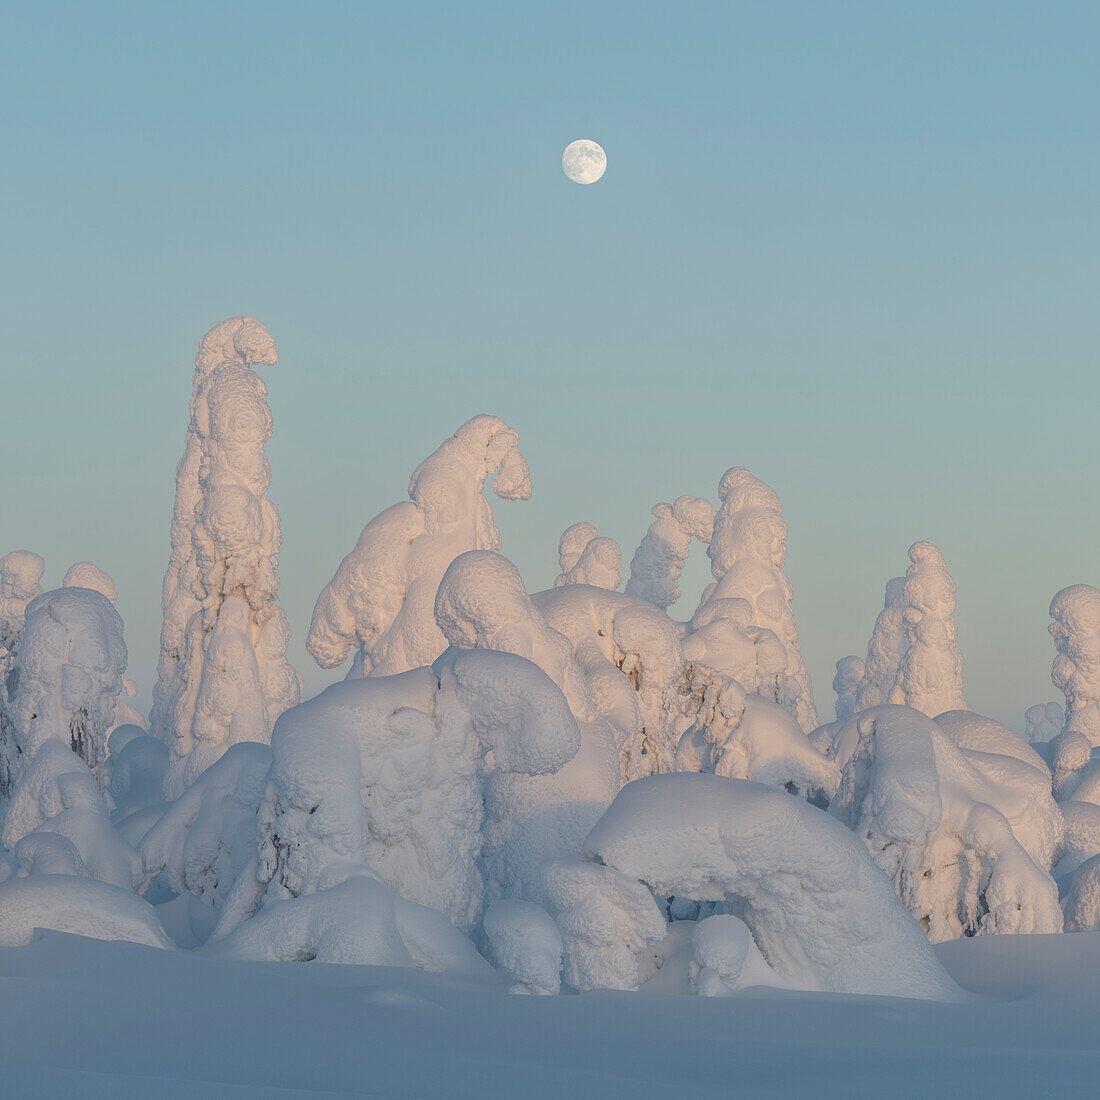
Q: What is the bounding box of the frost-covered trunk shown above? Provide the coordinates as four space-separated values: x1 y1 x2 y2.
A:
152 318 301 800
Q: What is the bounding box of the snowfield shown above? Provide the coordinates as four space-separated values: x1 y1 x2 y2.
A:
0 930 1098 1098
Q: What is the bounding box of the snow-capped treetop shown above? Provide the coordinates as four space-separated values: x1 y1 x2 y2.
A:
307 415 532 677
888 542 966 718
555 523 598 583
832 656 865 722
625 495 716 610
856 577 908 712
0 551 45 620
63 562 118 604
1025 701 1065 744
9 587 127 779
153 318 300 798
435 550 593 718
1049 584 1100 747
554 524 621 590
701 467 817 731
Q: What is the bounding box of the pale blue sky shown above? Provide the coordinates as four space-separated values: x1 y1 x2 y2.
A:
2 2 1097 728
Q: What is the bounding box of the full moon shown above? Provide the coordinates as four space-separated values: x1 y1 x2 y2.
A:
562 139 607 185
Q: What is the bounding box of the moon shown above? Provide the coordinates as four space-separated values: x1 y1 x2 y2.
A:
562 139 607 185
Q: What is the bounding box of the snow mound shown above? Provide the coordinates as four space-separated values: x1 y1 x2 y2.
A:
307 414 531 678
481 898 563 994
0 874 171 948
208 873 495 981
62 561 118 603
576 772 960 999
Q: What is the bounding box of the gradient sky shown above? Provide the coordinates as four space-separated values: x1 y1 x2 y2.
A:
2 2 1098 729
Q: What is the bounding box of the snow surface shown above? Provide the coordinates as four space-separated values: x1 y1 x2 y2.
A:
2 930 1099 1097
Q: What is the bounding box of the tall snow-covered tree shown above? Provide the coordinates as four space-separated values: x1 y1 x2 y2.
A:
307 414 532 678
855 576 908 711
153 317 301 799
888 542 966 717
698 467 817 732
1049 584 1100 747
832 656 865 722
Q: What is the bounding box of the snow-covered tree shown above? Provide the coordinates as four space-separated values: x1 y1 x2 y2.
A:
8 587 127 786
62 561 145 731
832 656 865 722
553 524 621 590
1024 701 1065 744
1049 584 1100 747
625 495 715 610
855 576 908 711
0 551 46 799
153 317 301 799
814 705 1061 941
888 542 967 717
307 414 532 678
696 467 817 731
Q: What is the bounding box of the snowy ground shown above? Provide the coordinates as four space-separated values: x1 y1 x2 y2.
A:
1 931 1097 1098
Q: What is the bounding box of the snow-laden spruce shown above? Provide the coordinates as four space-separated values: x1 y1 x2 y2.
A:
695 467 817 731
813 704 1061 941
545 773 961 999
0 550 46 801
855 576 908 711
153 317 302 799
1049 584 1100 748
832 655 865 722
625 495 715 610
888 542 967 717
553 523 621 590
307 414 532 679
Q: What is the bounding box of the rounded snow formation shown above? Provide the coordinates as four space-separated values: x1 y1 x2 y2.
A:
553 523 621 591
1024 701 1065 744
258 648 584 935
819 705 1062 942
574 773 960 999
307 414 532 678
1063 855 1100 932
0 550 46 619
62 562 118 604
626 495 716 610
482 898 563 994
9 587 127 779
208 873 495 980
1049 584 1100 747
700 467 817 732
154 317 300 799
888 542 967 718
0 874 172 949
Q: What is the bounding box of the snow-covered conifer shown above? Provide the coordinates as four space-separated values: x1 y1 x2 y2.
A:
625 495 715 610
307 414 532 678
888 543 967 717
1049 584 1100 747
832 656 864 722
855 577 908 711
153 318 301 799
553 524 621 590
1024 701 1065 744
698 467 817 731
